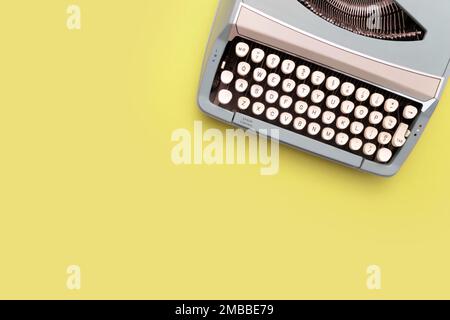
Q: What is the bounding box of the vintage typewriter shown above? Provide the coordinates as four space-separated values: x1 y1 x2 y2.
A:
198 0 450 176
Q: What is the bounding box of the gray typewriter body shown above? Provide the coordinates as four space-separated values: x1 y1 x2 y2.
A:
198 0 450 176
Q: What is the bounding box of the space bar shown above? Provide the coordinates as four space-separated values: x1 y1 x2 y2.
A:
233 112 363 168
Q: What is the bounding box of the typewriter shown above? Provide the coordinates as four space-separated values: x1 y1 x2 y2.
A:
198 0 450 176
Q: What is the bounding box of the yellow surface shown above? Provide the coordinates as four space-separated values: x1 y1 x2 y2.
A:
0 0 449 300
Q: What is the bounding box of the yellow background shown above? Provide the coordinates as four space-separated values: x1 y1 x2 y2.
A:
0 0 449 299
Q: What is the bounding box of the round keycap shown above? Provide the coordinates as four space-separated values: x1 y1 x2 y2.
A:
237 62 251 77
296 65 311 80
363 143 377 156
235 79 248 93
294 117 307 130
237 97 250 110
218 90 233 105
251 48 265 63
384 98 399 113
349 138 363 151
220 70 234 85
236 42 250 58
403 105 418 120
336 133 349 146
266 107 279 121
281 60 296 74
280 113 293 126
322 128 336 141
311 71 326 86
266 54 281 69
252 102 265 115
377 148 393 163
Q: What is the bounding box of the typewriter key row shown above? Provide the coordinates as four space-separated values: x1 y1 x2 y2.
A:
211 38 422 164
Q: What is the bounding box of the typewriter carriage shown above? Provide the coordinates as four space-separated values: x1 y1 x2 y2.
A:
298 0 426 42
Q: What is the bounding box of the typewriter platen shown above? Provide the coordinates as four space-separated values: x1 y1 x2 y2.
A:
198 0 450 176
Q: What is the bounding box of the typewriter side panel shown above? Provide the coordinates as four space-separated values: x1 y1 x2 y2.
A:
198 0 242 123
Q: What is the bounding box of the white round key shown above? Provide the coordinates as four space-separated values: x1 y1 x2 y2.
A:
311 71 326 86
385 98 399 113
280 112 293 126
336 133 349 146
363 143 377 156
403 105 418 120
311 90 325 104
218 89 233 105
267 73 281 87
378 132 392 145
364 127 379 140
322 111 336 125
266 107 279 121
326 76 340 91
237 62 251 77
296 84 311 98
322 127 336 141
251 48 265 63
341 82 355 97
250 84 263 98
295 101 308 114
253 68 267 82
350 122 364 135
265 90 279 104
326 95 340 109
279 95 293 109
294 117 307 131
349 138 363 151
220 70 234 85
266 54 281 69
382 116 397 130
296 65 311 80
235 79 248 93
308 106 322 119
355 105 369 119
282 79 296 93
370 93 385 107
369 111 384 125
356 88 370 102
308 122 321 136
236 42 250 58
252 102 265 115
336 116 350 130
237 97 250 110
281 59 296 74
340 100 355 114
377 148 393 163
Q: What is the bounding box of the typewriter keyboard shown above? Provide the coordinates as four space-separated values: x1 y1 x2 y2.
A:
210 37 422 164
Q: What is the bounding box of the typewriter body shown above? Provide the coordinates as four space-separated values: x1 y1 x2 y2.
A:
198 0 450 176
